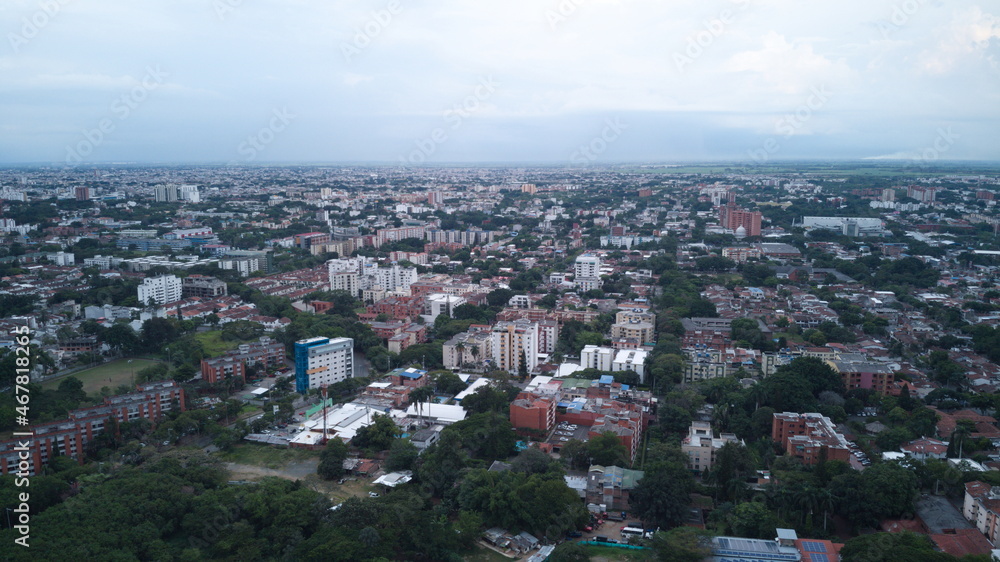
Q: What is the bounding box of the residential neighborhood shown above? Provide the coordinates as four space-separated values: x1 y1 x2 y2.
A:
5 163 1000 560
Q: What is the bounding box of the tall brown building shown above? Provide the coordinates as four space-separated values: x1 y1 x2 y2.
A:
719 204 762 237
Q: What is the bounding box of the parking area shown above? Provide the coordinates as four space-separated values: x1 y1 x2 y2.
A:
846 441 872 469
547 422 589 448
579 515 652 545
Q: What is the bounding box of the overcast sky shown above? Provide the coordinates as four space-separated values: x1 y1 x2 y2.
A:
1 0 998 165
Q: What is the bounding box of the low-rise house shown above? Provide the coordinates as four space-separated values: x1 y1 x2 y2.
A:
585 464 644 511
900 437 949 460
681 421 743 472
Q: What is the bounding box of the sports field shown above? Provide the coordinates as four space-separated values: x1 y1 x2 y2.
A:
42 358 166 396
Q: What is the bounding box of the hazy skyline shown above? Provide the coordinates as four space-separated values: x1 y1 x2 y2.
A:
1 0 998 165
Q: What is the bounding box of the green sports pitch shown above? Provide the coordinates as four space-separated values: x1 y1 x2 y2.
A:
42 358 166 396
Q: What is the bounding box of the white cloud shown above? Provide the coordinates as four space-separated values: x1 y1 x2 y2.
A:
726 32 855 96
920 6 1000 74
0 0 996 162
343 73 373 87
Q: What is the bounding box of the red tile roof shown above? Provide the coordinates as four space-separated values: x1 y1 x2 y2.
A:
931 528 993 557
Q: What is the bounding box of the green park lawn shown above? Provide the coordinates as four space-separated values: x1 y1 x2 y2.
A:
42 358 165 396
193 331 242 357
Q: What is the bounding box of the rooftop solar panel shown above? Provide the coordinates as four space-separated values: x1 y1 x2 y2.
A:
803 541 828 553
810 553 830 562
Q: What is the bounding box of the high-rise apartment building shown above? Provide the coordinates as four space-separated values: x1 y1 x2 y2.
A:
154 184 179 202
719 204 762 237
375 264 418 292
575 254 601 278
294 337 355 392
138 275 183 305
178 185 201 203
330 271 361 297
327 258 416 298
491 319 539 374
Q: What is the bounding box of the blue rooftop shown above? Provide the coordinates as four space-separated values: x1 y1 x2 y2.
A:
389 367 427 379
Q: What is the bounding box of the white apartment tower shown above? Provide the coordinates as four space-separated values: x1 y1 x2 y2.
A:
374 264 418 292
328 258 416 297
179 185 201 203
153 184 180 202
138 275 183 306
574 254 602 291
330 271 361 298
294 337 355 392
575 254 601 278
491 319 539 375
581 345 615 371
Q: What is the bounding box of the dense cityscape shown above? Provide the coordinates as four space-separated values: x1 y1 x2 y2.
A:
1 162 1000 560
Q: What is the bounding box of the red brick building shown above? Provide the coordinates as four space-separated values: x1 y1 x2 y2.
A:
510 392 557 433
772 412 851 465
828 359 895 394
368 296 423 321
0 381 185 475
561 399 648 464
719 205 762 237
199 336 286 384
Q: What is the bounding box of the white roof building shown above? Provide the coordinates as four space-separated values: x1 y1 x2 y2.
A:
288 403 401 446
398 402 468 424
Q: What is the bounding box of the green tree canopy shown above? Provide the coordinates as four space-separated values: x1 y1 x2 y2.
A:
318 438 349 480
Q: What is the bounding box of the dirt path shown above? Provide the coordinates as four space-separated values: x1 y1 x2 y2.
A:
225 460 377 505
225 459 319 481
